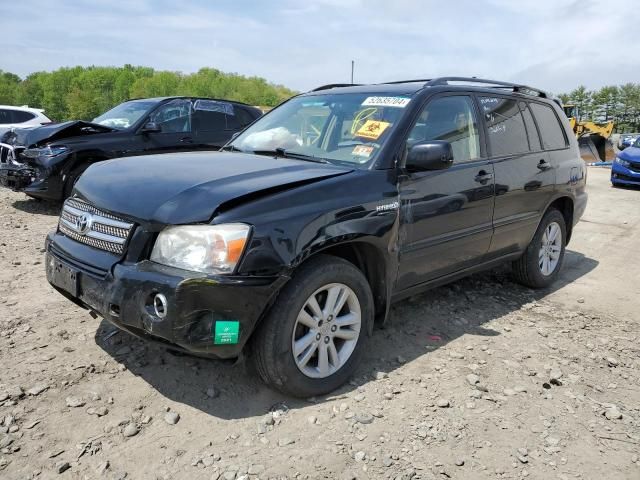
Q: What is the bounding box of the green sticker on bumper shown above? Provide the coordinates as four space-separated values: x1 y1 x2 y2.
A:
214 321 240 345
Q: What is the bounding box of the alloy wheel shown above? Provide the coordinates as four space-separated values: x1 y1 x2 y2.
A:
291 283 361 379
539 221 562 276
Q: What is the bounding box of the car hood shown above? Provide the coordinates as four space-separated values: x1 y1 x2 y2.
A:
619 146 640 162
0 121 116 148
75 151 354 224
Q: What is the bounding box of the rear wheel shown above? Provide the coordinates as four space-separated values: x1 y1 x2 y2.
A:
253 255 373 397
512 209 566 288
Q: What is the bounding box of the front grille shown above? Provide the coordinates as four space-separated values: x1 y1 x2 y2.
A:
58 198 134 255
0 143 16 164
628 162 640 173
613 173 640 183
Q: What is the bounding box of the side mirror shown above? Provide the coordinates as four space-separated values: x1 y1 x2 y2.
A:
406 141 454 171
140 121 161 134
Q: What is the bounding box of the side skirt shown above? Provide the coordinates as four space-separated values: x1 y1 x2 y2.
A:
390 252 522 304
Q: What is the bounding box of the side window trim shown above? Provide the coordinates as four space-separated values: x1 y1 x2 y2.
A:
519 102 543 153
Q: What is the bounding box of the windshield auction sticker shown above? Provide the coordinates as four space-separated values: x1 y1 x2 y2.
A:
355 120 391 140
362 96 410 108
352 145 374 158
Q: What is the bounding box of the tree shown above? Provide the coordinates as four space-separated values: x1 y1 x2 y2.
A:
0 65 297 122
0 71 21 104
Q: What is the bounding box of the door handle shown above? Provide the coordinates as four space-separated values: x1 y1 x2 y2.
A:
537 159 552 171
474 170 493 184
180 136 193 143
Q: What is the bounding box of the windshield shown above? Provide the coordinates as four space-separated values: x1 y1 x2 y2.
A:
633 138 640 148
92 100 158 129
229 93 414 166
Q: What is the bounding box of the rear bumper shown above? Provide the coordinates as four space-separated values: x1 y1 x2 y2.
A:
45 232 287 358
573 189 588 225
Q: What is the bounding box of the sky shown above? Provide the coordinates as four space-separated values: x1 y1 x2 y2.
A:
1 0 638 95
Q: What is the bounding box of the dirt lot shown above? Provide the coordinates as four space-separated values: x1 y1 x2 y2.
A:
0 167 638 480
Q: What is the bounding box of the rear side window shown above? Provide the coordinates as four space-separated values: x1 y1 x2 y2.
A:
235 107 257 128
0 109 11 124
192 100 240 131
11 110 36 123
529 103 568 150
520 102 541 151
480 97 529 156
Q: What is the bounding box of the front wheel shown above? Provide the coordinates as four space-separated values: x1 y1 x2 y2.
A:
512 208 566 288
253 255 373 397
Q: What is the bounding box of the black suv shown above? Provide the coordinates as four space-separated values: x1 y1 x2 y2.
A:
0 97 262 201
45 78 587 397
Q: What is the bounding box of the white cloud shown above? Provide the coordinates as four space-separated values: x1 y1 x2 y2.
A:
0 0 637 94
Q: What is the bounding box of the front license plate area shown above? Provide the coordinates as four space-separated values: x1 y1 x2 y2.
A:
51 260 79 297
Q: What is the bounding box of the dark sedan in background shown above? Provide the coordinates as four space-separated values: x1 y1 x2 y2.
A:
0 97 262 201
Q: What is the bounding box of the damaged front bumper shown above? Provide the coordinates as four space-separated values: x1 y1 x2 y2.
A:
0 142 34 190
0 142 65 200
0 160 63 200
0 162 36 190
44 232 287 358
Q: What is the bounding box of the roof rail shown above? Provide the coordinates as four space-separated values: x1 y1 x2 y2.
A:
311 83 362 92
379 79 433 85
425 77 548 98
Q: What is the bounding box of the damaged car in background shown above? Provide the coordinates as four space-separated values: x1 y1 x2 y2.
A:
0 97 262 201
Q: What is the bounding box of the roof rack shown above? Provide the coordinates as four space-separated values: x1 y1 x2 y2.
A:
380 79 433 85
311 83 362 92
424 77 548 98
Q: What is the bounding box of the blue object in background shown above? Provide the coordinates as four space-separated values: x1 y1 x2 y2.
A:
612 138 640 186
618 134 640 150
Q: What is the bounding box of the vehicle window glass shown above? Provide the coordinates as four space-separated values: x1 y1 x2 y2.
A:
230 92 412 167
408 95 480 163
235 107 256 128
150 99 192 133
520 102 541 151
10 110 36 123
529 103 568 150
192 100 241 132
0 109 11 124
93 100 157 129
480 97 530 156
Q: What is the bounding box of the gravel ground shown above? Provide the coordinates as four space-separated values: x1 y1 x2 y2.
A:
0 167 638 480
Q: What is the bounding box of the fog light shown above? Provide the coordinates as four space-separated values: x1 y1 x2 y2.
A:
153 293 168 319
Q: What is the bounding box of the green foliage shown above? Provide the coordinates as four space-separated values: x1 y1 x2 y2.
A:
0 70 21 105
560 83 640 133
0 65 297 121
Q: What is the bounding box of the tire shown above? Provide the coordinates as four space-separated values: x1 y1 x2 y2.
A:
512 208 566 289
253 254 373 398
63 164 88 200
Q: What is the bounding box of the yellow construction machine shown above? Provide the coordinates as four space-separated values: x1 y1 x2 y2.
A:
562 104 615 162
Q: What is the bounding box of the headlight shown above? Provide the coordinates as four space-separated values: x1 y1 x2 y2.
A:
615 156 630 167
22 145 70 159
150 224 251 274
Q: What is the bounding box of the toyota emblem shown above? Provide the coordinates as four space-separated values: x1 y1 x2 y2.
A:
74 213 92 235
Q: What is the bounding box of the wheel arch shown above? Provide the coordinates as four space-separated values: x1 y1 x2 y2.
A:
296 240 391 331
545 195 575 245
62 152 110 198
